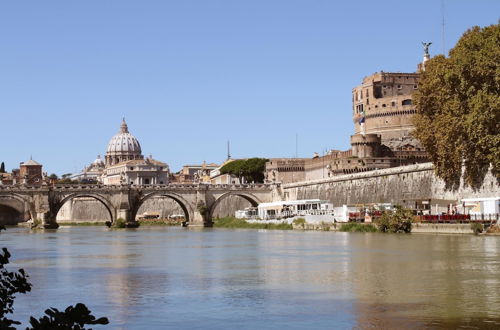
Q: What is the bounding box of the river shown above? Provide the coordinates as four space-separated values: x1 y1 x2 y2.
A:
2 226 500 329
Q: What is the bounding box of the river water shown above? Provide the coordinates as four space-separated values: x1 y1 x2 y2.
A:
3 226 500 329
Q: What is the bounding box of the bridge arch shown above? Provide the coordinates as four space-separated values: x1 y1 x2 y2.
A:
133 192 194 223
54 193 115 223
0 194 32 224
209 192 261 220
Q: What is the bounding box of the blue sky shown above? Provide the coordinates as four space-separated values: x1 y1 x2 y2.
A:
1 0 499 174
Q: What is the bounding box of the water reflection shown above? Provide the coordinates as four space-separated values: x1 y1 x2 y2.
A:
2 227 500 329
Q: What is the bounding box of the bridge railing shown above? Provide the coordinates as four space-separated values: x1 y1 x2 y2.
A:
415 213 499 224
0 183 273 191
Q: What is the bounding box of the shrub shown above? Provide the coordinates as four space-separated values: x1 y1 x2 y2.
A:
197 201 209 221
470 222 484 235
376 206 413 233
292 218 306 228
113 218 126 228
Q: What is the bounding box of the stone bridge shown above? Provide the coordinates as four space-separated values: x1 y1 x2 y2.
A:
0 183 278 228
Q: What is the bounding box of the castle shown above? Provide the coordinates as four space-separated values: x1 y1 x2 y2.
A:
265 50 431 184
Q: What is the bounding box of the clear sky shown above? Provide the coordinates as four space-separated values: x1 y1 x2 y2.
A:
1 0 499 174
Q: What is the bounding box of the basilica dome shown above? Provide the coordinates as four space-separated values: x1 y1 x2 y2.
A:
105 119 144 166
92 155 105 167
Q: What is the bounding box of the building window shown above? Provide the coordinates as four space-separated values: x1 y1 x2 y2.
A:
397 85 402 89
402 99 412 106
130 167 134 170
145 179 150 184
391 101 395 107
414 84 418 89
382 104 386 108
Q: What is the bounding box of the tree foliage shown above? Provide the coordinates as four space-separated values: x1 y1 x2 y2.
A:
0 247 31 329
0 162 5 173
412 23 500 189
376 206 413 233
220 158 268 183
0 226 108 329
27 304 109 330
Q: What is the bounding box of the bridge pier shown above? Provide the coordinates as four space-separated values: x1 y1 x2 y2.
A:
190 189 212 227
116 208 140 227
35 212 59 229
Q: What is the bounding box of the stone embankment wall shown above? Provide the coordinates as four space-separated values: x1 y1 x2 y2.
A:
282 163 499 206
56 195 251 222
412 223 473 234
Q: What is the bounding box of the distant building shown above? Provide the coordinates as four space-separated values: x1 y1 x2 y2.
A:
71 119 170 185
70 155 105 183
102 156 169 185
210 159 243 184
19 158 44 185
171 162 219 184
265 158 307 184
0 158 46 185
0 172 13 185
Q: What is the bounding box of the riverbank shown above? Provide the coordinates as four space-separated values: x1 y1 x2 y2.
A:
213 217 293 230
138 220 182 226
57 221 106 226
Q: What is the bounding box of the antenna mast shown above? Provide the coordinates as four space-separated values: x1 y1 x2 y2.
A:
441 0 446 55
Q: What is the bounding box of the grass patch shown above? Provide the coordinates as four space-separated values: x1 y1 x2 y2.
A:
292 218 306 225
213 217 292 230
339 222 378 232
470 222 484 235
138 219 182 226
112 218 126 228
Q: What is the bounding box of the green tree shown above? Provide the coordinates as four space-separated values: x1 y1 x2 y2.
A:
0 162 5 173
220 158 268 183
376 206 413 233
0 248 31 329
412 23 500 190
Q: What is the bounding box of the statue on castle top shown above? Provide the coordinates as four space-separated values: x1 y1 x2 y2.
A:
422 42 432 56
